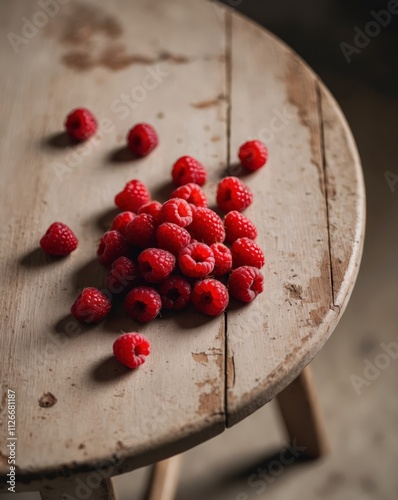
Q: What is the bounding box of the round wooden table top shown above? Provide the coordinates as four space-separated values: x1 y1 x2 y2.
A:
0 0 365 485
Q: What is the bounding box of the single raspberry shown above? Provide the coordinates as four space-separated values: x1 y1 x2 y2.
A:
238 140 268 172
110 211 136 237
127 123 158 157
124 286 162 322
40 222 78 256
106 257 137 295
97 230 129 267
231 237 265 269
192 279 229 316
113 333 151 369
138 201 162 223
188 207 225 245
178 242 215 279
157 223 191 256
171 183 208 208
71 287 111 324
138 248 175 283
159 198 193 228
115 179 151 213
158 275 191 311
229 266 264 303
211 243 232 277
125 214 156 248
224 211 258 243
217 176 253 213
64 108 97 141
172 156 207 187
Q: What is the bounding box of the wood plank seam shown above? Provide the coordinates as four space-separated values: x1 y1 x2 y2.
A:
315 81 340 313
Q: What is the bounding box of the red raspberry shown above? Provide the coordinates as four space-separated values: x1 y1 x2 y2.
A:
211 243 232 277
71 287 111 324
113 333 151 369
124 286 162 322
217 176 253 213
125 214 156 248
188 207 225 245
158 275 191 311
110 211 136 237
97 230 129 267
127 123 158 157
172 156 207 187
138 248 175 283
179 242 215 279
106 257 137 295
40 222 78 256
159 198 193 228
138 201 162 223
229 266 264 303
156 223 191 256
238 140 268 172
64 108 97 141
224 211 258 243
192 279 229 316
231 237 265 269
115 179 151 212
171 183 208 208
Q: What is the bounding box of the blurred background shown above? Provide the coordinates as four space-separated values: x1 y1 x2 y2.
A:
4 0 398 499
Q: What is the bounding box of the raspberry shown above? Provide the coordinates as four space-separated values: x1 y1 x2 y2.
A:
158 275 191 311
192 279 229 316
71 287 111 324
40 222 78 256
211 243 232 277
159 198 193 228
138 201 162 223
156 223 191 256
171 183 208 208
110 211 136 237
229 266 264 303
231 237 265 269
224 211 258 243
217 176 253 213
125 214 156 248
106 257 137 295
124 286 162 322
64 108 97 141
188 207 225 245
113 333 151 369
178 242 215 279
127 123 158 157
97 230 129 267
138 248 175 283
238 140 268 172
115 179 151 213
172 156 207 187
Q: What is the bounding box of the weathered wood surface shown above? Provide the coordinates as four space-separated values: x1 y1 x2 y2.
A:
0 0 365 489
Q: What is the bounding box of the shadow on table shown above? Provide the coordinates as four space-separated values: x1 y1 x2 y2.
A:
91 355 132 382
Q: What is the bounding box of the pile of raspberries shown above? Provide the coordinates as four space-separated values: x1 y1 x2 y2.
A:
39 108 268 369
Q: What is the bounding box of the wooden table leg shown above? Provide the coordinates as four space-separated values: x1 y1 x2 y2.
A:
144 456 182 500
39 477 116 500
276 365 330 459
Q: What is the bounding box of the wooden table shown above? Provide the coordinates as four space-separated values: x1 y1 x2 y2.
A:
0 0 365 498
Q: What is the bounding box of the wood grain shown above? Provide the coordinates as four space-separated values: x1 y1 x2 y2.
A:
0 0 365 490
